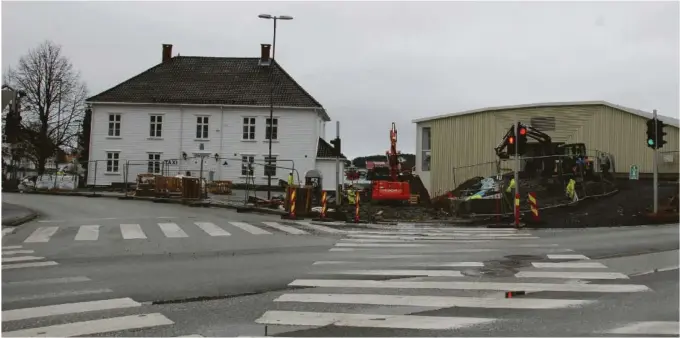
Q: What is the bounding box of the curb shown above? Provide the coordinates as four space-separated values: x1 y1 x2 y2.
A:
10 191 286 216
2 210 39 227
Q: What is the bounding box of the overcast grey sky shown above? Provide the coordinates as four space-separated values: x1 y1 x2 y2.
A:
3 1 679 159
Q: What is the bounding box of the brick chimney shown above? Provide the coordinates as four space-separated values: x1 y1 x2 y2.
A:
259 44 272 66
162 44 173 63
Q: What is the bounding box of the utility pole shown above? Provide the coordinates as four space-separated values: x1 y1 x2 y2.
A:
653 109 658 214
335 121 341 207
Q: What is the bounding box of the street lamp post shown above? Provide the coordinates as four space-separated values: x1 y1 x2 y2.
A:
258 13 293 200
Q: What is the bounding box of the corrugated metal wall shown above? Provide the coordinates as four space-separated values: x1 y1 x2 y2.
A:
429 104 679 196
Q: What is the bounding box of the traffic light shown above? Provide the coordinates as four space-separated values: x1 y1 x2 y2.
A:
517 123 528 155
506 125 517 155
330 138 341 156
645 118 668 149
656 120 667 149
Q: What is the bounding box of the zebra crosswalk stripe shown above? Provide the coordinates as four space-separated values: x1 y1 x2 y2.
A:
228 222 272 235
2 261 59 270
295 221 344 234
2 256 45 263
274 293 595 309
120 224 146 239
24 226 59 243
75 225 100 241
158 223 189 238
2 297 142 322
602 321 680 335
256 310 495 330
2 313 174 337
261 222 308 235
194 222 230 236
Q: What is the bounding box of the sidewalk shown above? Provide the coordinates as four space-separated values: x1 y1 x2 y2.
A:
2 202 38 227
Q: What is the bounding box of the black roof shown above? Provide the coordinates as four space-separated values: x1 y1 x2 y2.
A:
87 57 324 109
316 137 347 159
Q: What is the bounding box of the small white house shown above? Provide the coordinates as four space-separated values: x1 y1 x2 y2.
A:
86 43 345 190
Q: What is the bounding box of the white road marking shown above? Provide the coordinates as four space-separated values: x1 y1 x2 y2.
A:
275 293 595 309
335 243 433 248
363 251 496 257
255 310 494 330
24 226 59 243
2 297 142 322
228 222 272 235
295 221 345 234
262 222 308 235
3 276 91 286
2 261 58 270
3 312 174 337
120 224 146 239
2 250 34 255
158 223 189 238
2 228 16 237
516 271 629 279
2 245 22 250
312 261 485 267
630 266 680 276
2 256 45 263
548 254 590 260
74 225 100 241
532 262 607 269
3 289 113 303
289 279 651 293
329 248 356 252
312 269 464 277
603 321 680 335
518 244 559 247
194 222 230 236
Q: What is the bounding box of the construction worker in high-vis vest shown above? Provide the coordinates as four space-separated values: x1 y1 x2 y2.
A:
287 172 294 187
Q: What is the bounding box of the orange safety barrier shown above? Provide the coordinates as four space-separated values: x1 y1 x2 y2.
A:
320 191 328 219
528 192 539 222
514 193 520 228
354 191 360 223
290 187 297 219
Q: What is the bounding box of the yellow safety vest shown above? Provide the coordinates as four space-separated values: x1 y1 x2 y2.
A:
287 175 294 186
347 189 355 204
506 179 516 193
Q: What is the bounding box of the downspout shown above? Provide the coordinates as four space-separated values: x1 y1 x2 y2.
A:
219 105 225 180
179 106 184 175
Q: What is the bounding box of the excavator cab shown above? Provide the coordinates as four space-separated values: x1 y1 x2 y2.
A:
556 143 594 178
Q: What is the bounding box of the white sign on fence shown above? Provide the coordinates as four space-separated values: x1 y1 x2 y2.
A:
35 175 79 190
629 164 639 180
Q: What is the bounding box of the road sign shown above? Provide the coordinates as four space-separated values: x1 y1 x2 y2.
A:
629 164 639 180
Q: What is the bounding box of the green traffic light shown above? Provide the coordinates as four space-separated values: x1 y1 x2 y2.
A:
648 138 655 146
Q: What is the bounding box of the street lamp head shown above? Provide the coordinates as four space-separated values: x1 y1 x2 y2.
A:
258 14 273 19
278 15 294 20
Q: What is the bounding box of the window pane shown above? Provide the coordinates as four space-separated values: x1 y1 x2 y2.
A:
196 126 201 138
157 124 162 135
109 115 114 121
113 153 119 159
157 116 162 123
150 116 156 123
243 117 248 124
115 115 121 121
272 128 278 139
249 118 255 124
197 117 202 124
203 125 208 138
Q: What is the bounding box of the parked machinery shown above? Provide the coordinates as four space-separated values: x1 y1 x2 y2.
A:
367 123 411 202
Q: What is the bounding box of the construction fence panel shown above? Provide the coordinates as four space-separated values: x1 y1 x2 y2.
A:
222 158 302 205
659 150 679 175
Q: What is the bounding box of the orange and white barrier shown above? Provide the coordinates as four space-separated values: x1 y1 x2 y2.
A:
528 192 539 222
320 191 328 219
354 191 360 223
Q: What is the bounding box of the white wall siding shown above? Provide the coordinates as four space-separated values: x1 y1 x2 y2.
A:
414 122 432 194
315 159 345 191
88 104 321 186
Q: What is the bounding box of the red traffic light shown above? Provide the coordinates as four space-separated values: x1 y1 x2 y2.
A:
508 136 515 144
519 127 527 136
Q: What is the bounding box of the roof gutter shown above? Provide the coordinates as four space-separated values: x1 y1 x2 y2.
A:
87 101 331 122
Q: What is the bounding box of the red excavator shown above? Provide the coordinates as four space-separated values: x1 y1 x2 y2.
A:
366 123 411 202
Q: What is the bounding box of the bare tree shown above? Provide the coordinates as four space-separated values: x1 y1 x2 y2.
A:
4 40 88 175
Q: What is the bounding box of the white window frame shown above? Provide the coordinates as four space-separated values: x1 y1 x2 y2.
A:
421 127 431 172
242 117 256 141
147 153 161 174
265 118 278 141
241 155 255 176
150 115 163 138
106 151 120 173
196 116 209 139
263 155 278 177
108 114 121 137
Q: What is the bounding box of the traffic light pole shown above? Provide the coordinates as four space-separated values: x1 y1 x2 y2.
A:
335 121 341 207
514 119 520 228
653 109 658 214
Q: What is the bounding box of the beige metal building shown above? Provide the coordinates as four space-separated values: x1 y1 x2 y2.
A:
413 101 680 197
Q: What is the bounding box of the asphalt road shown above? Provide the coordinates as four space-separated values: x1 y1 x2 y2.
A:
2 193 679 337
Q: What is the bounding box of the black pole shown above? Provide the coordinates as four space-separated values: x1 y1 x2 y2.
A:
267 18 277 200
